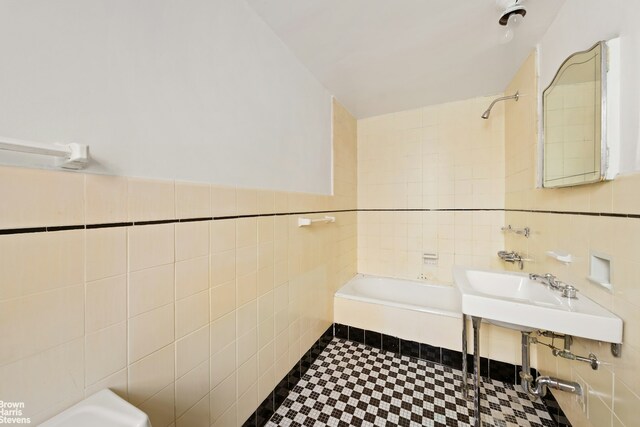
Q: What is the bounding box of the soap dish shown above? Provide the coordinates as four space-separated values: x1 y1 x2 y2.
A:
546 250 573 264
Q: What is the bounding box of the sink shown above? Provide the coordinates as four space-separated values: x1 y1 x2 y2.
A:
453 266 623 343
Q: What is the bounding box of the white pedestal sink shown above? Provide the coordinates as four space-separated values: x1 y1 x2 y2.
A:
453 266 622 343
452 266 623 427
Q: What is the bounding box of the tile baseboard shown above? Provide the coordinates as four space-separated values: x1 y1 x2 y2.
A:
334 322 528 385
242 325 334 427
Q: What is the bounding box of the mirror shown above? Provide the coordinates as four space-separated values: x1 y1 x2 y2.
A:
542 41 608 188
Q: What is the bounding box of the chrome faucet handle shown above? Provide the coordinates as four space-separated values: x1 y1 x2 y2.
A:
530 273 578 297
543 273 561 288
529 273 552 282
498 251 526 270
561 284 578 299
529 272 562 288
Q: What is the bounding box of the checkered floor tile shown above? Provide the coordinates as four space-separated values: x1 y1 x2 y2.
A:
267 338 556 427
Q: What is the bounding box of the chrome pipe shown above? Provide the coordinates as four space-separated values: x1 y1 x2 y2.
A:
472 316 482 427
520 332 534 396
481 91 519 119
531 376 582 396
520 331 583 399
552 349 599 370
461 314 469 399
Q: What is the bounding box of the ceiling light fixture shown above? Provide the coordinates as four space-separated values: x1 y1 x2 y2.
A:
497 0 527 44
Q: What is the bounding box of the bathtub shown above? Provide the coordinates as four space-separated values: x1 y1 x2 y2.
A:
334 273 524 365
336 274 461 316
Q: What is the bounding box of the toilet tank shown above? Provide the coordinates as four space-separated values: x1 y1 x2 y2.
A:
39 389 151 427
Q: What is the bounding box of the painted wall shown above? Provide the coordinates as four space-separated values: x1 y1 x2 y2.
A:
538 0 640 172
0 0 332 194
0 100 356 426
505 51 640 427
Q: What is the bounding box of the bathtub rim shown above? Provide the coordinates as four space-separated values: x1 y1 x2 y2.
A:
335 273 462 318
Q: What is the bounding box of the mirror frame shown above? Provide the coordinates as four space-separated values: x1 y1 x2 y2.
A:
541 41 608 188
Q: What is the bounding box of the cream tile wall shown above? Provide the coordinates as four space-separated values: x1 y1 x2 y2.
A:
504 51 640 427
357 96 505 282
355 96 528 367
0 99 357 426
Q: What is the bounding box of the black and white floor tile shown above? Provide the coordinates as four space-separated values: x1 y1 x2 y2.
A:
267 338 556 427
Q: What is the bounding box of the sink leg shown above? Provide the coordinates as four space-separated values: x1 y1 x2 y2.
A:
472 316 482 427
461 314 469 399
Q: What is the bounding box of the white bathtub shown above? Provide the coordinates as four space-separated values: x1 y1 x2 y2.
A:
334 273 524 365
335 274 461 317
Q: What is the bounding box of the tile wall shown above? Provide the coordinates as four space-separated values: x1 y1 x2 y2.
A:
505 51 640 427
357 96 505 283
356 95 529 367
5 44 638 427
0 100 357 426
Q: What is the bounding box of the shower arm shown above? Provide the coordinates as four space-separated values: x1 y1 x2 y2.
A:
481 91 519 119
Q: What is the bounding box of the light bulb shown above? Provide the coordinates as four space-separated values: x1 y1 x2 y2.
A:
500 26 514 44
507 12 522 29
499 12 520 44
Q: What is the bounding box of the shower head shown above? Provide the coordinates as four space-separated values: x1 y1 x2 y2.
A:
481 91 519 119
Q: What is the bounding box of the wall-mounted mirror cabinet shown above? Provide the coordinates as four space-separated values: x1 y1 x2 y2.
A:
541 39 619 188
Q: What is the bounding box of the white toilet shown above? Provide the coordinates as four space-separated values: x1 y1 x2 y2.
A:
39 389 151 427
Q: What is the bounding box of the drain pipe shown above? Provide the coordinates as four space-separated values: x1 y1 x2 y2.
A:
520 332 583 398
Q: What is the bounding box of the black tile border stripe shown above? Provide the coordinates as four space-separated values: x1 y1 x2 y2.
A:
333 323 527 385
0 210 358 235
45 225 85 232
0 227 47 235
505 208 636 218
213 208 355 221
1 206 638 235
130 219 176 226
542 390 572 427
358 208 506 212
360 207 640 219
246 322 569 427
178 217 213 223
242 325 334 427
86 222 134 229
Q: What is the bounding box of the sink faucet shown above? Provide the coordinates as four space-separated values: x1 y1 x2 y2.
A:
529 273 578 299
498 250 524 270
529 273 560 289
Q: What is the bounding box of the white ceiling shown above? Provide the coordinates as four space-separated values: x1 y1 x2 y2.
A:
245 0 565 118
